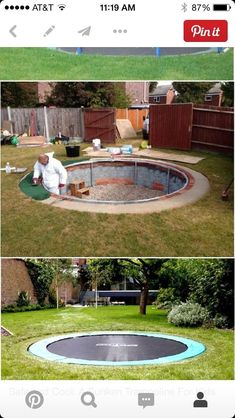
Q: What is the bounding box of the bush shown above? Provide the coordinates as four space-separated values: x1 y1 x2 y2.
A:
212 314 229 329
1 303 56 313
168 302 210 327
155 288 180 310
48 288 57 306
17 291 30 307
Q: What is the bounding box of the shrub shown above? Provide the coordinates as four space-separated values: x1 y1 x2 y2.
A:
25 259 55 304
212 314 229 329
1 303 56 313
168 302 210 327
48 288 57 306
155 288 180 310
17 291 30 307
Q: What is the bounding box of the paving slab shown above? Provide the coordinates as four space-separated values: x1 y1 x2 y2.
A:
134 149 204 164
83 147 204 164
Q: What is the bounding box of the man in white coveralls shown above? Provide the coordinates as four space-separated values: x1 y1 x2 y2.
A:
32 153 67 195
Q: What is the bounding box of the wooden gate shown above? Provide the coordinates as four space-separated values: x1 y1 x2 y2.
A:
149 103 193 150
84 108 116 143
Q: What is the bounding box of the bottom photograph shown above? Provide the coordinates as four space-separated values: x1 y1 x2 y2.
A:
1 258 234 380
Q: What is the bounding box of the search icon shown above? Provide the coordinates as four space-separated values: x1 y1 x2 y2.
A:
81 391 97 408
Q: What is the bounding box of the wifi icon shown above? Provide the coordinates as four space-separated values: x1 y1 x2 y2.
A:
58 4 66 10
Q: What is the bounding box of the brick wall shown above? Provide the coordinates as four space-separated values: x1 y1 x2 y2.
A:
125 82 149 105
1 259 37 306
2 259 80 306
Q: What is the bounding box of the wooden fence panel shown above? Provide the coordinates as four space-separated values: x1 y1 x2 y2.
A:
149 103 193 150
192 105 234 153
1 108 83 138
46 108 82 137
84 108 116 143
116 108 149 131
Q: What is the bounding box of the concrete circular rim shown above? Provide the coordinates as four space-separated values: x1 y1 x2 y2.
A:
42 159 210 214
28 331 206 366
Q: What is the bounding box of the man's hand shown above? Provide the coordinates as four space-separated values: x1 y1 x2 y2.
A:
32 178 39 185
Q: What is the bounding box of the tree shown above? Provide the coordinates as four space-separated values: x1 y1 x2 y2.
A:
87 258 165 315
26 259 55 305
1 82 39 107
173 82 214 104
77 262 92 292
156 258 234 327
157 259 191 301
149 82 158 93
46 82 131 108
221 82 234 107
26 258 74 308
46 82 89 107
49 259 74 309
186 259 234 326
123 259 166 314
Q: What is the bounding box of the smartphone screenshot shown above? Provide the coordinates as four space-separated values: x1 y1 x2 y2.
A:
0 0 234 417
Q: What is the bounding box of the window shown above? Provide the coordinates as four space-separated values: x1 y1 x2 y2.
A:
154 96 161 103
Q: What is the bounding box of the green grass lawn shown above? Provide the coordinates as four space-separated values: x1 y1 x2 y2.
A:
1 144 233 257
1 306 234 380
0 48 233 80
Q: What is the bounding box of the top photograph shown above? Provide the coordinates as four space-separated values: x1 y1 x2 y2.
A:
0 47 233 80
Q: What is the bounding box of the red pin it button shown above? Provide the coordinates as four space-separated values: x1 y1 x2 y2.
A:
184 20 228 42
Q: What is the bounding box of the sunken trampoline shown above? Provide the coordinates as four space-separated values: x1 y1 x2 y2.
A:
56 47 215 56
28 332 205 366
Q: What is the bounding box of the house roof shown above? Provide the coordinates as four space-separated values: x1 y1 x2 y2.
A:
149 84 174 97
207 83 222 95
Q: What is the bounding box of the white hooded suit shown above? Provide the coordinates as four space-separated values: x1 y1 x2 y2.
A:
33 153 67 195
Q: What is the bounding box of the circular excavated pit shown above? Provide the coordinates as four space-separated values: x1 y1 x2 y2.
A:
28 331 206 366
65 158 188 203
43 158 210 214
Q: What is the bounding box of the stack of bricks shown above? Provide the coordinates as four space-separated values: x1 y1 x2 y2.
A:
69 180 90 198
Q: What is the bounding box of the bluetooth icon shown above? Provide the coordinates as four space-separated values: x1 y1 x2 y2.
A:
181 2 187 12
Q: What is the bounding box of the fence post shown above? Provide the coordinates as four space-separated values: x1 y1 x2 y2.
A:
80 107 85 139
7 106 13 134
43 106 50 143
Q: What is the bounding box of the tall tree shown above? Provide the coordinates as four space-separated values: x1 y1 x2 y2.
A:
26 258 74 308
122 259 165 315
1 82 39 107
149 82 158 93
221 82 234 107
50 259 74 309
173 82 214 104
87 258 165 315
46 82 131 108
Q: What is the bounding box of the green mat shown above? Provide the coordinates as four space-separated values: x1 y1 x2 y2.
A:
19 157 90 201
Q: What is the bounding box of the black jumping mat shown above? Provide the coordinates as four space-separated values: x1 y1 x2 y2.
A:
47 334 188 362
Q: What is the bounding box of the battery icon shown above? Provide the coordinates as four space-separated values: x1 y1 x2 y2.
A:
213 4 231 10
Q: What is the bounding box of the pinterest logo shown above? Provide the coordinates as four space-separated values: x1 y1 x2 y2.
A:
25 391 44 409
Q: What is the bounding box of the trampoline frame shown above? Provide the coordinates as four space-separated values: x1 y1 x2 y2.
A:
53 47 222 57
28 331 206 366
